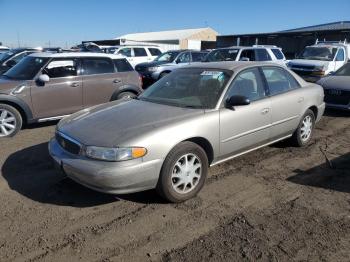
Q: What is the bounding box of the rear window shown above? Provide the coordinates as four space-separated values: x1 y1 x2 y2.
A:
148 48 162 56
114 59 134 72
82 58 115 75
255 49 271 61
271 48 284 60
134 48 147 57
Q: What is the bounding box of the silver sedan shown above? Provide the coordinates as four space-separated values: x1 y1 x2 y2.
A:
49 62 325 202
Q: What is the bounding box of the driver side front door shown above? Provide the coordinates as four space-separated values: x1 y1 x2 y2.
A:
31 58 83 119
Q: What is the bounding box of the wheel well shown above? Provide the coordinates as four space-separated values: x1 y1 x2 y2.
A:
184 137 214 165
0 100 27 124
308 106 318 118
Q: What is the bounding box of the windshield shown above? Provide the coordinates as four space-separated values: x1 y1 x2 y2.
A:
205 49 239 62
3 56 49 80
154 51 180 62
139 68 232 109
299 47 337 61
334 63 350 76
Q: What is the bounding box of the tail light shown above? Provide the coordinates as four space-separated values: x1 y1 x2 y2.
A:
138 73 144 89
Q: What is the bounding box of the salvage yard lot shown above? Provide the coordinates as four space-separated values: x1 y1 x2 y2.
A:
0 110 349 261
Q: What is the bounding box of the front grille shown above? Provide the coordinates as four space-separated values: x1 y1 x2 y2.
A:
324 89 350 105
56 132 82 155
135 65 147 72
291 64 316 71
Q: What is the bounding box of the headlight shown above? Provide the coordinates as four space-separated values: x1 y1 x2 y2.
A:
148 66 159 72
85 146 147 162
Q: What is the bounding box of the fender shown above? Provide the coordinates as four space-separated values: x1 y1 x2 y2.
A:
111 84 143 100
0 94 34 123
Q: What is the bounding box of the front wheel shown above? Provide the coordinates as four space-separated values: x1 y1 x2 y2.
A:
0 104 22 138
291 109 315 147
117 91 137 100
156 142 208 203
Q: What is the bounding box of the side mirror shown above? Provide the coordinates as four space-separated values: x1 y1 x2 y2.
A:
239 57 250 62
6 60 17 68
37 74 50 85
328 71 335 76
175 59 180 64
225 95 250 109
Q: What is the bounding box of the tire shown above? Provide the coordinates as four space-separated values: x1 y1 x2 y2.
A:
116 91 136 100
158 72 169 79
0 104 22 138
156 141 208 203
290 109 315 147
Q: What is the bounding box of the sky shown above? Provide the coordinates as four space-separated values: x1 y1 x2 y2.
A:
1 0 349 48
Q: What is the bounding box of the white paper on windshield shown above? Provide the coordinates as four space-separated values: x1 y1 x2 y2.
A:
47 60 74 69
200 71 223 78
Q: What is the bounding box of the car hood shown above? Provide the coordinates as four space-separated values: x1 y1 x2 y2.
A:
289 59 329 68
0 77 24 93
317 76 350 90
58 99 203 147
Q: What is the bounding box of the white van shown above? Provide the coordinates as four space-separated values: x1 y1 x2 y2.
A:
288 40 350 82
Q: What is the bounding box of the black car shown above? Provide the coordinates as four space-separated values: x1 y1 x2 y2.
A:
135 50 209 87
0 48 42 75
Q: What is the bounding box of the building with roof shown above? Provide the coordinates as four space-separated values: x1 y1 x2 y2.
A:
84 27 218 51
217 21 350 59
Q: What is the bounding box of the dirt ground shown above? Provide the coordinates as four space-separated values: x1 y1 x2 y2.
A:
0 109 349 262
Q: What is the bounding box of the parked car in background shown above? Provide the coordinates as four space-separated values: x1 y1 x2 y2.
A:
0 52 142 137
0 47 43 75
317 62 350 110
49 62 325 202
203 45 287 65
288 41 350 82
106 45 162 68
0 45 10 55
135 49 209 86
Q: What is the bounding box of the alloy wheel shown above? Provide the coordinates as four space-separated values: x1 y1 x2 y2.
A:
0 109 17 137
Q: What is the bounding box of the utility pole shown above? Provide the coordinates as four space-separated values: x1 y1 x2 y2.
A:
16 30 21 48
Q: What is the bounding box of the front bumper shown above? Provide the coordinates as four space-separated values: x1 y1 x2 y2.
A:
49 138 163 194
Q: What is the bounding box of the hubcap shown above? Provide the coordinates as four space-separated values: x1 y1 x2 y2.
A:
171 153 202 194
300 115 313 142
0 109 16 137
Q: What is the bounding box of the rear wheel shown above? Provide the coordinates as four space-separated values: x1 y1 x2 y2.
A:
0 104 22 138
291 109 315 147
116 91 136 100
156 142 208 203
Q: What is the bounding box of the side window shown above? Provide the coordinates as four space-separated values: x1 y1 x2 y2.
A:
133 48 147 57
226 68 266 102
255 49 272 61
148 48 162 56
262 67 300 96
176 52 191 63
240 49 256 61
117 48 132 57
191 52 207 62
12 52 28 63
82 58 114 75
44 59 78 78
113 59 134 72
335 48 345 61
271 48 284 60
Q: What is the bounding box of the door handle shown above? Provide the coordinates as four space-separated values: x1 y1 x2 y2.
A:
261 108 270 115
298 97 304 103
71 82 79 87
113 79 122 84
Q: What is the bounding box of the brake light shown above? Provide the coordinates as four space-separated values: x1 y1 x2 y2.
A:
139 74 144 88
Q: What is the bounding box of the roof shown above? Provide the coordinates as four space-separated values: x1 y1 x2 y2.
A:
183 61 285 71
30 52 125 59
115 27 217 41
281 21 350 33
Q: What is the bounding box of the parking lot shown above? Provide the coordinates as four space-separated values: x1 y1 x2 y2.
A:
0 109 348 261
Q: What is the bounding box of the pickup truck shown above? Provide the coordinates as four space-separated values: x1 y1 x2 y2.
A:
287 41 350 82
